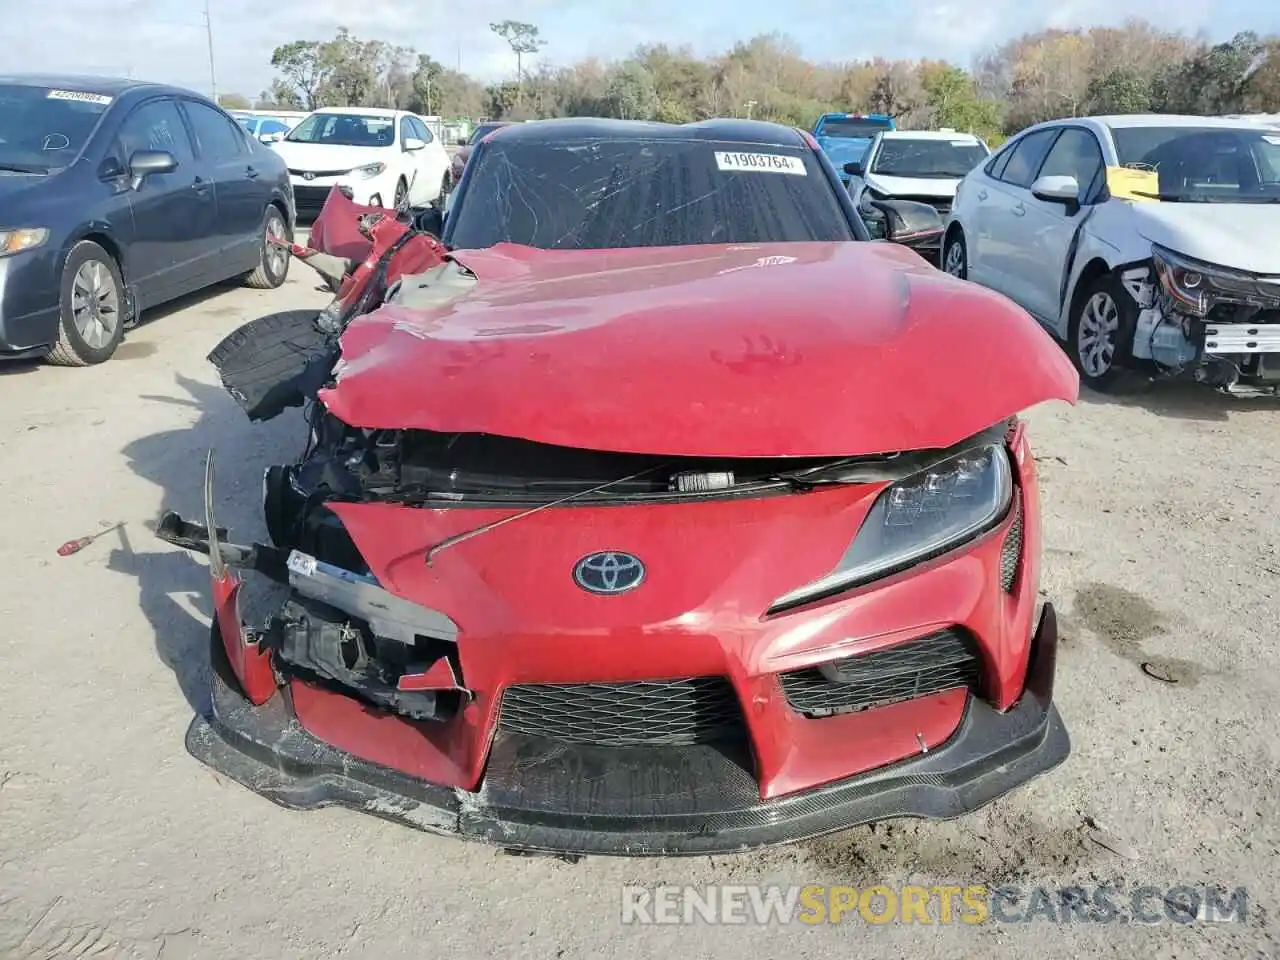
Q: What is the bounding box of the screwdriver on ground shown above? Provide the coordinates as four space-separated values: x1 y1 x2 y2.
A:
57 522 125 557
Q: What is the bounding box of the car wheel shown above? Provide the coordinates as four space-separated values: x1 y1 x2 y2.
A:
394 178 408 209
244 206 291 290
1068 274 1137 392
45 241 126 367
942 231 967 279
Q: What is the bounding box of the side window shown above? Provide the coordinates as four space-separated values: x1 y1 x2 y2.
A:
117 99 195 167
1037 127 1105 202
260 119 289 136
999 129 1062 188
184 101 244 161
411 117 434 144
399 116 415 145
985 145 1014 180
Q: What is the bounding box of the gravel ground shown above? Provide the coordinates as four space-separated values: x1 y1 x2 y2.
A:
1 269 1277 959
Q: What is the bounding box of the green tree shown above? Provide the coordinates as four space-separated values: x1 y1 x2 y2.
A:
1152 32 1264 113
269 40 330 109
919 62 1001 135
1084 69 1151 114
410 54 445 114
490 20 546 107
605 61 658 119
318 28 382 107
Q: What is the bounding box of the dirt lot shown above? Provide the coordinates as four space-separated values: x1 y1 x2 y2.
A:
1 268 1277 959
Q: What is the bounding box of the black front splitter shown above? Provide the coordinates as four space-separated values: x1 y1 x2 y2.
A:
187 605 1070 856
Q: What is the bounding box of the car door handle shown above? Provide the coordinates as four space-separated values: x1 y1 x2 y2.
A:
245 166 260 179
1011 202 1026 216
191 176 209 195
976 189 988 201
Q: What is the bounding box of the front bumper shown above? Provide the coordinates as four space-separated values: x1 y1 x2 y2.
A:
0 249 60 357
188 604 1069 856
290 177 385 210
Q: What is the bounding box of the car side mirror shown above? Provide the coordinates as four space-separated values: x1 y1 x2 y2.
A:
128 149 177 190
403 137 426 152
843 160 865 178
1031 174 1080 209
259 132 283 144
413 204 444 237
868 198 944 250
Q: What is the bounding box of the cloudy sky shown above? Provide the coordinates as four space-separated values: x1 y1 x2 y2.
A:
5 0 1278 99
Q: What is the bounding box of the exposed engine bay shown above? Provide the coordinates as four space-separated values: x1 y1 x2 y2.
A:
1127 251 1280 396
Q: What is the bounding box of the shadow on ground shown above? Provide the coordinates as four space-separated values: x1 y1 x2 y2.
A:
1076 377 1280 423
108 372 300 714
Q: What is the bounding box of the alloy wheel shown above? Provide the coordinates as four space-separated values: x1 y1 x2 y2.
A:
71 260 120 350
1077 292 1120 377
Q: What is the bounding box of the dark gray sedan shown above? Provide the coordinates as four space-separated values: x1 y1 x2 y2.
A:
0 74 295 365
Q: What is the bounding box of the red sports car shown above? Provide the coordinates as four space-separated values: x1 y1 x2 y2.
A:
160 118 1079 855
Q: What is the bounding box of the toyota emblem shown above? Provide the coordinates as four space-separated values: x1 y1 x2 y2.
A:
302 171 315 181
573 551 645 595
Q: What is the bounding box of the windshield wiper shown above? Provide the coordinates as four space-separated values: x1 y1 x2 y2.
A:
1130 190 1211 203
0 162 46 174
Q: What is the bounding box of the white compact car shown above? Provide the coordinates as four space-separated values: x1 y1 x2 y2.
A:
271 107 451 213
943 114 1280 395
845 130 991 222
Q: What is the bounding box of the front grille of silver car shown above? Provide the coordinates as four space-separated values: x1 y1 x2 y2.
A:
779 629 982 718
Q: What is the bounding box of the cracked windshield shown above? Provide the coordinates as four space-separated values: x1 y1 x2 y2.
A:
447 139 855 248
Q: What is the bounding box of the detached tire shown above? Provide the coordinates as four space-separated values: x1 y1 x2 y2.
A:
1068 273 1137 393
46 240 125 367
244 205 291 290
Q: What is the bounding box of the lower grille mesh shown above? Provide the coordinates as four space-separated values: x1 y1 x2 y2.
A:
779 629 981 718
498 678 747 746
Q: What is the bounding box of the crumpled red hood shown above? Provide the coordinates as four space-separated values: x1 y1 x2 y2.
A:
319 241 1078 457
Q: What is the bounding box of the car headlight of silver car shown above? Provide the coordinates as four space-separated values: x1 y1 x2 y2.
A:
1150 243 1276 316
770 443 1013 612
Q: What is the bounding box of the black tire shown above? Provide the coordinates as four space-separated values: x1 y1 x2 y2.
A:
393 178 408 209
1068 273 1138 393
46 240 126 367
942 229 967 279
244 205 290 290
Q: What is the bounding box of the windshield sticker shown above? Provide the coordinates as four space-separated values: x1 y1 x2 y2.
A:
46 89 113 106
715 152 806 175
1105 165 1159 202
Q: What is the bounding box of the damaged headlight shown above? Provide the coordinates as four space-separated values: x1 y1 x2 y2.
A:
770 443 1013 611
1151 244 1279 316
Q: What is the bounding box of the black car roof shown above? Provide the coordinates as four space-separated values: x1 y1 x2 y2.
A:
0 73 193 100
487 117 810 147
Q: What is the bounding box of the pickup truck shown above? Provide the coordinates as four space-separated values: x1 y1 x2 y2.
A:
812 112 896 184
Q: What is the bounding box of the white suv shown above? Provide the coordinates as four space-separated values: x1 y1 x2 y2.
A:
270 107 451 214
943 114 1280 395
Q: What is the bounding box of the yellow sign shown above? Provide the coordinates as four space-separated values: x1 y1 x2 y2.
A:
1106 165 1160 202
